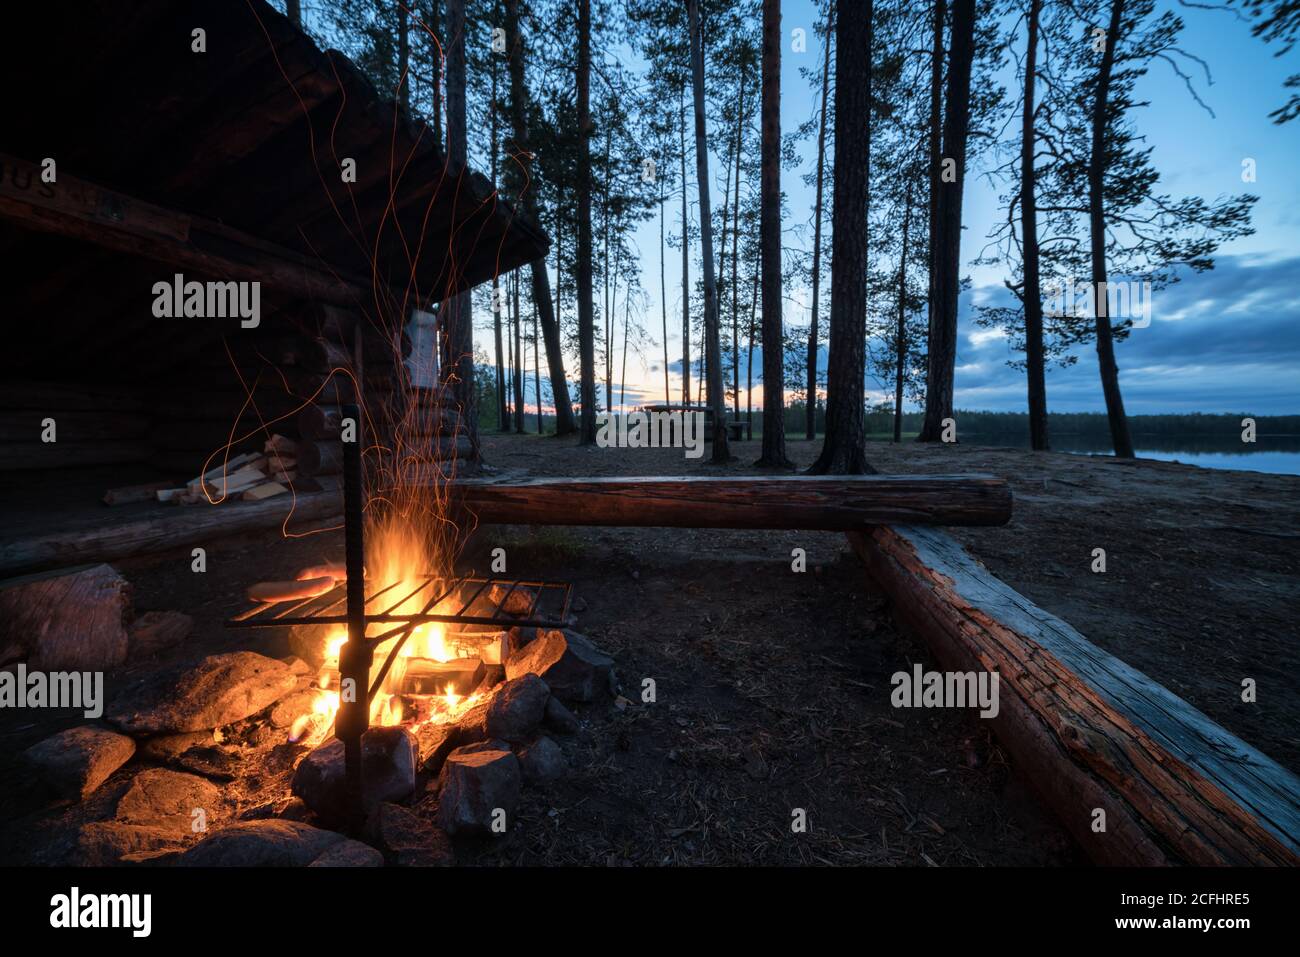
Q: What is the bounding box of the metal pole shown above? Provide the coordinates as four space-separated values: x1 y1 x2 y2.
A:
336 402 370 832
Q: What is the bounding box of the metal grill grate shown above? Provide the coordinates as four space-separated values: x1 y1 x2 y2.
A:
227 574 573 634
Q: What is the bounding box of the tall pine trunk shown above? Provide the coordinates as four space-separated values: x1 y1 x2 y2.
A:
923 0 945 435
806 7 833 441
730 67 746 420
1021 0 1049 450
746 249 759 439
894 176 914 443
918 0 975 443
429 1 442 154
504 0 575 434
1089 0 1135 458
444 0 477 457
513 270 524 433
679 90 691 408
687 0 731 463
490 55 508 430
533 308 542 433
398 1 410 113
660 170 672 405
756 0 790 466
603 127 613 414
576 0 598 443
810 0 871 474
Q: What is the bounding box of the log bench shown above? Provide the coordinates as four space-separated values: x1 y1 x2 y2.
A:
848 525 1300 866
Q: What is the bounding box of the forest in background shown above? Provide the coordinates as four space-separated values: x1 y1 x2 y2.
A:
283 0 1297 470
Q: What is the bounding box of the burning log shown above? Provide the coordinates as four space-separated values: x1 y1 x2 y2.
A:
452 475 1013 529
398 656 485 696
847 526 1300 866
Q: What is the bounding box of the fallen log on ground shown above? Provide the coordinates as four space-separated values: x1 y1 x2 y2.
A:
0 490 344 575
452 475 1012 529
847 525 1300 866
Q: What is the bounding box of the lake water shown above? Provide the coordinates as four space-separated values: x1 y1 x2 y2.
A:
965 434 1300 476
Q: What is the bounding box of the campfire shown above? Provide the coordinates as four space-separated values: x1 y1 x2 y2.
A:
231 424 581 833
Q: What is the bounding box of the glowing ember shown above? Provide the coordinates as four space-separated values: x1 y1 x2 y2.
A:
289 520 486 741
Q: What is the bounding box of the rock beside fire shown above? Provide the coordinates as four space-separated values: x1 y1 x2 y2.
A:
437 744 521 836
114 768 228 841
369 802 455 866
292 727 418 822
240 796 311 822
107 652 297 735
270 691 324 729
478 674 549 743
76 821 187 866
140 731 213 762
416 721 461 774
544 696 580 735
22 725 136 801
505 629 615 703
180 819 347 867
487 583 536 617
517 736 566 784
309 839 385 867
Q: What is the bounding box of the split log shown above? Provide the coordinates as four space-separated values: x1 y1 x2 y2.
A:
0 489 344 576
847 526 1300 866
0 441 150 471
104 480 182 506
452 475 1013 529
399 657 485 696
242 481 289 501
0 563 132 670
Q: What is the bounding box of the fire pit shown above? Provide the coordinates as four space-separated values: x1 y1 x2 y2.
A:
225 404 576 828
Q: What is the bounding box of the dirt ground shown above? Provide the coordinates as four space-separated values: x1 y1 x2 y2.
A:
3 432 1292 866
475 432 1300 776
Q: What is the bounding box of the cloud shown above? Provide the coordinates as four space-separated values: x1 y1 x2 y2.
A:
954 254 1300 414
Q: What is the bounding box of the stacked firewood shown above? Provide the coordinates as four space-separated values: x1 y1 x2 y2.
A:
146 434 317 505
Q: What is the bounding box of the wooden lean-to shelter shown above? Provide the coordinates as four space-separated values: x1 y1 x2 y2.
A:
0 0 548 573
